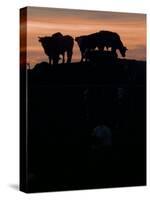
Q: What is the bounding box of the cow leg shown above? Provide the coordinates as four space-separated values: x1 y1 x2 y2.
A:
80 51 85 62
84 49 89 62
112 47 118 58
67 50 72 63
105 46 109 51
98 45 104 51
62 53 65 63
53 54 59 65
48 56 51 65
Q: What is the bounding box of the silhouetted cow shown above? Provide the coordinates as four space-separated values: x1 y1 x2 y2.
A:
75 31 127 62
39 32 74 65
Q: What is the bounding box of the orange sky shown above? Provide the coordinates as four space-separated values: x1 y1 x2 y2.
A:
23 7 146 68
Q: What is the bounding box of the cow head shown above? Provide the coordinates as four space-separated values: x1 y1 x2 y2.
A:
38 36 53 57
38 36 52 43
120 46 128 57
38 37 47 45
38 36 43 42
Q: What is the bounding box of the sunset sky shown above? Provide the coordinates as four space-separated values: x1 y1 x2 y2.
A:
24 7 146 68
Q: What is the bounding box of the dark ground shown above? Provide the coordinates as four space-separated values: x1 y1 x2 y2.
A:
20 58 146 193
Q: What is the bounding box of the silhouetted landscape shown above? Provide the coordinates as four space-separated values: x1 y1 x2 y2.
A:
20 7 146 193
20 56 146 192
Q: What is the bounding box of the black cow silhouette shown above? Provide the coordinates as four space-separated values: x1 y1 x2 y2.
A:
75 30 127 62
39 32 74 65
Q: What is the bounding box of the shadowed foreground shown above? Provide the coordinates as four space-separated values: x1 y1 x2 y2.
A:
20 58 146 193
